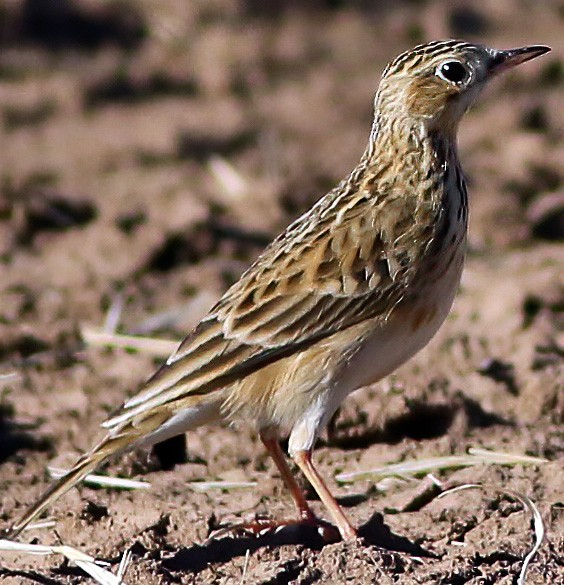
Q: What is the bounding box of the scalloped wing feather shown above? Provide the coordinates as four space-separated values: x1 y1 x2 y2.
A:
103 185 439 429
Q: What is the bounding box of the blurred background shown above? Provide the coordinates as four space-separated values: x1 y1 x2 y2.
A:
0 2 562 582
0 1 561 337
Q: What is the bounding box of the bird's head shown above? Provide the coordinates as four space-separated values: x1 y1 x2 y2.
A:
376 40 550 136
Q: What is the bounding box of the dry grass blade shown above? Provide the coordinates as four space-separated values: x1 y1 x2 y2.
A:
48 467 151 490
130 292 216 335
336 455 472 483
516 492 545 585
0 539 124 584
207 155 248 200
240 548 250 585
81 325 178 357
21 520 56 531
103 294 125 334
335 448 547 483
117 549 133 582
0 372 21 382
187 480 257 492
438 484 545 585
467 447 548 465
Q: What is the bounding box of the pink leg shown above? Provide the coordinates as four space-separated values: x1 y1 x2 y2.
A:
207 433 350 543
261 434 316 522
293 449 357 541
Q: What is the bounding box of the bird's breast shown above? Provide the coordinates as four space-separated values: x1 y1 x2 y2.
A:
335 236 466 395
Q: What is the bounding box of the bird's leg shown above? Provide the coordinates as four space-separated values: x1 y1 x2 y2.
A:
206 432 340 542
260 434 316 522
293 449 357 541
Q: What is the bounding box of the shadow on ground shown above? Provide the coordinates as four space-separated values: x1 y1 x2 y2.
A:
0 406 51 464
162 513 432 574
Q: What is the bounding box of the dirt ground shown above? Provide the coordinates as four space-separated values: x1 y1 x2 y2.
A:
0 1 562 583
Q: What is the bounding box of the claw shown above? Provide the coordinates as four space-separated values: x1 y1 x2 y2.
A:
205 514 341 545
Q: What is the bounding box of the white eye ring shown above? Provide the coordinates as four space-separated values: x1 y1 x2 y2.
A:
436 60 470 84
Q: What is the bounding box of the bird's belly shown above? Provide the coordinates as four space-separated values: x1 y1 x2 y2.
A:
337 247 465 395
338 303 446 392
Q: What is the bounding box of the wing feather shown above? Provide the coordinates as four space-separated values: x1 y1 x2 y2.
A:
104 185 441 428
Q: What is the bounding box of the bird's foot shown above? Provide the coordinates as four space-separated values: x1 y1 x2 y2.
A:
206 513 342 544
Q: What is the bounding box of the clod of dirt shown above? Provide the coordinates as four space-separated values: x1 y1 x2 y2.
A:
523 293 564 330
521 104 550 132
176 128 256 163
18 192 97 244
532 342 564 373
140 219 270 275
0 403 52 464
83 69 199 108
1 0 147 50
523 295 545 328
3 98 58 131
80 500 109 522
539 58 563 87
142 231 214 273
0 333 50 361
526 192 564 240
151 434 188 470
478 358 519 395
1 182 97 246
505 164 561 206
115 210 147 235
19 192 97 243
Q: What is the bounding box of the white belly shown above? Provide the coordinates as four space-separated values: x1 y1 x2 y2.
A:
338 249 464 395
288 243 465 455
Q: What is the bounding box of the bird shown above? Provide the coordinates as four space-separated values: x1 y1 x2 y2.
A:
6 40 549 542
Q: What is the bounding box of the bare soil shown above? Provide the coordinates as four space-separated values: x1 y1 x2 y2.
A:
0 1 562 583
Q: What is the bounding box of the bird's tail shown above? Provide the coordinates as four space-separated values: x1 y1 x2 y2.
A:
4 427 142 539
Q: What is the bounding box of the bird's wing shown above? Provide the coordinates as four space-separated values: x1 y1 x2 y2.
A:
104 185 439 428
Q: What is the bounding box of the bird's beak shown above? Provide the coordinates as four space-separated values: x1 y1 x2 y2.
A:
488 45 551 76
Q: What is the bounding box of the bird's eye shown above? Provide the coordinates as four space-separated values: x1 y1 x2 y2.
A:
436 61 469 84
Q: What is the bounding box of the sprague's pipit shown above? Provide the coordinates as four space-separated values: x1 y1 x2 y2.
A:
6 40 549 542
